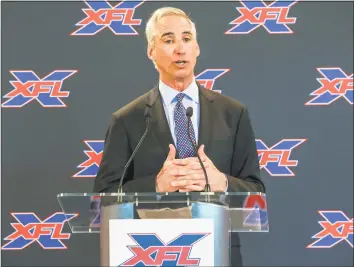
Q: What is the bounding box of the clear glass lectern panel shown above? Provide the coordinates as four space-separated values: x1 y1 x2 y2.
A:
57 192 268 233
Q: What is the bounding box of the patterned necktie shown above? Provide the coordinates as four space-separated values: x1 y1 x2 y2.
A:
174 93 197 158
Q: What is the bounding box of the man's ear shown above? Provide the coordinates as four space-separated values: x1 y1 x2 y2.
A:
147 44 154 61
196 43 200 57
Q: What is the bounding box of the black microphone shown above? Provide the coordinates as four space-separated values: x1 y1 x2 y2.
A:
186 107 211 193
116 106 152 202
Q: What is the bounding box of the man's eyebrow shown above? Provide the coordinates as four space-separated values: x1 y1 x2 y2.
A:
160 31 192 38
161 32 174 38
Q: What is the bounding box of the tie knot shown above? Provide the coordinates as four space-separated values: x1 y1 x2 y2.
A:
176 93 185 103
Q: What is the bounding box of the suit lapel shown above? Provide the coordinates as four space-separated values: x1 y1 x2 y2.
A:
197 83 216 155
146 86 175 158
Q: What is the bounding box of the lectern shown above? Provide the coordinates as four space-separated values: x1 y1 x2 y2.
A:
57 192 268 266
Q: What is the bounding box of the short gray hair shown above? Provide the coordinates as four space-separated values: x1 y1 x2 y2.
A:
145 7 197 49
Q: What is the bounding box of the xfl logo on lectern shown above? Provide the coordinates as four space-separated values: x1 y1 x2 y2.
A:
307 211 353 248
256 139 306 176
119 233 209 266
1 70 77 108
225 0 298 34
110 219 213 266
71 0 145 36
1 212 77 250
305 68 353 105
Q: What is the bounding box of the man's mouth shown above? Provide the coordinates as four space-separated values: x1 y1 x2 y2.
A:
174 60 187 66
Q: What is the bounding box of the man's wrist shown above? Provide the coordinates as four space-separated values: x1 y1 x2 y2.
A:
216 172 228 192
155 179 163 193
155 174 161 192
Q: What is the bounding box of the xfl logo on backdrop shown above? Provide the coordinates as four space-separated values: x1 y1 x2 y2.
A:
243 195 268 226
1 70 77 108
306 67 353 105
195 69 230 93
119 233 209 266
307 211 353 248
256 139 306 176
225 0 297 34
71 0 145 36
73 140 104 177
1 212 77 250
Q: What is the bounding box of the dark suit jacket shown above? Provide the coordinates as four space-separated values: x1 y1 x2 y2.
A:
93 82 265 266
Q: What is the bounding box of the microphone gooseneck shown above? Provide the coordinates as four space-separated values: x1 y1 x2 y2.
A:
186 107 211 193
117 106 152 202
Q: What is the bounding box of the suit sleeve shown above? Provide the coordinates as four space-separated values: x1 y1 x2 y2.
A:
225 106 265 193
93 113 157 193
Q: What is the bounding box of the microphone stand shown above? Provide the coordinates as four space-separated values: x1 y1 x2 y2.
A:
186 107 211 202
116 107 151 203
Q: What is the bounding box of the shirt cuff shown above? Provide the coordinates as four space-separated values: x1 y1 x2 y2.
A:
223 173 228 192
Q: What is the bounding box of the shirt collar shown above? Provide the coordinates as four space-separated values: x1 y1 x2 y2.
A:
158 79 199 105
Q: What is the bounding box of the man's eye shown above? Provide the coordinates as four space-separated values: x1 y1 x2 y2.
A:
184 37 191 42
164 39 173 44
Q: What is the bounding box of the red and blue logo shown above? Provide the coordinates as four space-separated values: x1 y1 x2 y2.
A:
307 211 353 248
243 195 268 227
225 0 297 34
1 70 77 108
305 67 353 106
73 140 104 178
196 69 230 93
1 212 77 250
119 233 209 266
256 139 306 176
71 0 145 36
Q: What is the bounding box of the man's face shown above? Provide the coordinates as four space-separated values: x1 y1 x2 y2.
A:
148 15 200 81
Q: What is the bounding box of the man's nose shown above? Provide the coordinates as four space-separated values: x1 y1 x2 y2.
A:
174 41 186 54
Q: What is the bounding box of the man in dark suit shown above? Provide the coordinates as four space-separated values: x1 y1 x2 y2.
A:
93 7 265 266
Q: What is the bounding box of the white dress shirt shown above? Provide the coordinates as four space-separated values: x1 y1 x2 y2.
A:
158 79 199 146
